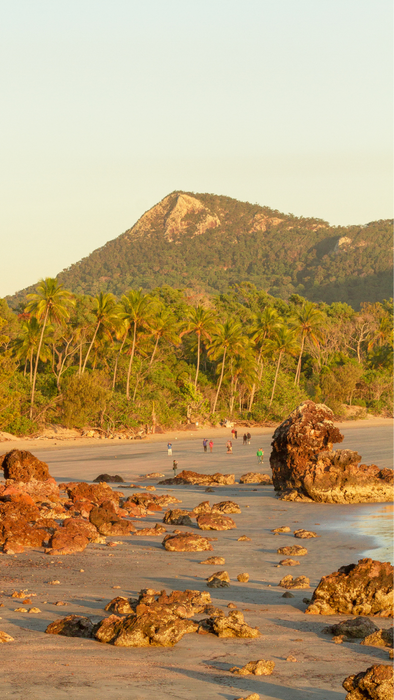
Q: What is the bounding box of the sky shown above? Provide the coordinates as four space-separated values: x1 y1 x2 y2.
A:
0 0 392 297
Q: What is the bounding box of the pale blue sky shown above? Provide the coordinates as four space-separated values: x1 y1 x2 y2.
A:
0 0 392 296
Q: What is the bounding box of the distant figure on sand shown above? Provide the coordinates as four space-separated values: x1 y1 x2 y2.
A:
257 448 264 464
231 428 235 439
226 440 233 454
203 438 208 452
247 432 251 445
209 440 214 453
243 433 247 445
173 460 178 475
167 442 172 456
234 429 238 439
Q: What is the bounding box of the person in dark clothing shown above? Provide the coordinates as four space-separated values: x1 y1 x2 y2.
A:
203 438 208 452
243 433 247 445
247 432 251 445
172 460 178 475
234 430 238 439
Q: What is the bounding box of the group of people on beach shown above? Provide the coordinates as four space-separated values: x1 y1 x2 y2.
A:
167 430 264 474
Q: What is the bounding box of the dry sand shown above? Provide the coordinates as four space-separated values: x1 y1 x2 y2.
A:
0 423 392 699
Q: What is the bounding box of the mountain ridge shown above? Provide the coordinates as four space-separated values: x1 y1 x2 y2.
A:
7 191 393 309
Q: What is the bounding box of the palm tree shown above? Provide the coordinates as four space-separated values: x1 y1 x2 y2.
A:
224 346 256 415
248 306 282 410
265 326 299 406
81 292 119 373
148 307 180 366
208 320 247 413
118 289 156 400
13 317 52 382
25 278 75 417
291 301 324 385
183 306 217 386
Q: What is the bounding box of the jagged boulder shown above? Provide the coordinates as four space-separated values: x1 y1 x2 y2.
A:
343 665 393 700
361 628 393 649
133 523 166 536
162 532 213 552
46 517 100 555
89 500 135 536
160 470 235 486
93 474 124 483
230 659 275 676
323 617 379 639
66 482 120 506
46 615 96 638
211 501 241 514
94 610 197 646
279 575 310 589
201 610 260 638
162 509 193 526
0 450 50 482
270 401 393 503
197 513 236 531
306 559 393 617
240 473 272 485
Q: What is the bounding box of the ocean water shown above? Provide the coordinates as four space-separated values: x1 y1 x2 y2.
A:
323 503 393 564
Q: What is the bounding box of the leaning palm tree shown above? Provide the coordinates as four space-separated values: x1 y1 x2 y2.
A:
118 289 156 400
81 292 119 374
208 319 247 413
148 307 181 366
264 326 299 407
25 278 75 417
183 306 217 386
291 301 323 385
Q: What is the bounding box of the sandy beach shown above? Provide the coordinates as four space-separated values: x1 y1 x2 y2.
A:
0 422 392 699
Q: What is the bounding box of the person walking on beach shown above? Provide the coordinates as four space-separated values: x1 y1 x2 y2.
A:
226 440 233 453
257 448 264 464
234 429 238 439
172 460 178 476
203 438 208 453
209 440 214 453
247 432 251 445
231 428 236 439
243 433 247 445
167 442 173 456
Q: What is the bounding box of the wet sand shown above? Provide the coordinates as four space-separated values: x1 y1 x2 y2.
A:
0 425 392 699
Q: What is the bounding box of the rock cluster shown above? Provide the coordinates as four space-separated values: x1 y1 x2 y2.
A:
343 664 393 700
93 474 124 483
306 558 393 616
279 575 310 589
46 588 259 646
270 401 393 503
160 470 235 486
0 449 164 555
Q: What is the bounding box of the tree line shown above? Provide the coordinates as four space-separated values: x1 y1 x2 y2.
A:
0 280 392 435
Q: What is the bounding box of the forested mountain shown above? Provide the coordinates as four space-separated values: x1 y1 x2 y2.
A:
9 192 393 309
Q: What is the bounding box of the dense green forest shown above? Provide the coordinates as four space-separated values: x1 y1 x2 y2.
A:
1 279 392 436
8 192 393 311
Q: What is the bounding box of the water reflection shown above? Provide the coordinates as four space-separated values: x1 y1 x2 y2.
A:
357 504 393 562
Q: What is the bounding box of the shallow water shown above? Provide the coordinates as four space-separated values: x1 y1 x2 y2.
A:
323 503 393 563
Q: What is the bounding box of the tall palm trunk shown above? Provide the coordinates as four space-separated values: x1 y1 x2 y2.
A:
112 332 128 390
194 333 201 387
126 322 137 400
269 350 284 407
82 321 101 374
149 335 160 367
29 348 34 383
295 335 305 385
30 308 49 418
212 347 227 413
248 349 263 411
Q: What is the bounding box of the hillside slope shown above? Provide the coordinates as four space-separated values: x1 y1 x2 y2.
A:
9 191 393 308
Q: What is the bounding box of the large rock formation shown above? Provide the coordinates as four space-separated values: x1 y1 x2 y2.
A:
270 401 393 503
306 558 393 617
343 665 393 700
0 450 50 482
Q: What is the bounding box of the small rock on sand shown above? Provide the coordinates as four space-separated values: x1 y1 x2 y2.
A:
279 575 310 590
279 559 300 566
230 659 275 675
271 526 291 534
0 631 14 643
200 556 225 565
294 529 317 539
238 535 251 541
237 573 249 582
